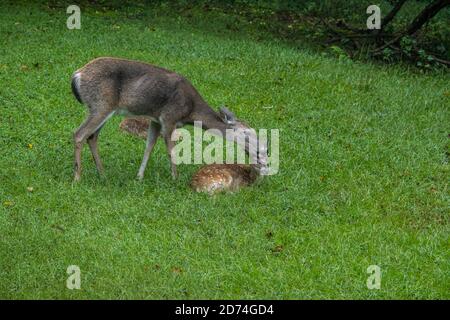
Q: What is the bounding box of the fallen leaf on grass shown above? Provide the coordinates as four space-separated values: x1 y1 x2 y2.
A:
51 224 65 232
172 267 183 274
271 244 284 253
3 201 14 207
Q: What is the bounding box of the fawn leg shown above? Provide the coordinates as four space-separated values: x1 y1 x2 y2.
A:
137 121 161 180
73 110 115 181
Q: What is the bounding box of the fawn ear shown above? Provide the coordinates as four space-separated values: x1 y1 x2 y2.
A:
219 106 236 125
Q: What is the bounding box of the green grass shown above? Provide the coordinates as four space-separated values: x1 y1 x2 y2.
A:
0 1 449 299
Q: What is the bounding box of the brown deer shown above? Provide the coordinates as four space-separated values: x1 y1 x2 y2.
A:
71 57 267 181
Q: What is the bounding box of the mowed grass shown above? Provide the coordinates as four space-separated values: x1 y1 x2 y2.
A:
0 2 449 299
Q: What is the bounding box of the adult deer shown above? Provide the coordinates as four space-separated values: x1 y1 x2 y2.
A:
71 57 267 181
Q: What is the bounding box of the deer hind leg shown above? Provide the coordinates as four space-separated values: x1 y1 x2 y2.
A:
137 121 161 180
73 109 115 181
87 124 105 175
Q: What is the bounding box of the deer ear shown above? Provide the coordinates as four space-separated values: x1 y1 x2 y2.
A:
219 106 236 125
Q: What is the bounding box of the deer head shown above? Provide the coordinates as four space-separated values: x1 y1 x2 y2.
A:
219 106 268 175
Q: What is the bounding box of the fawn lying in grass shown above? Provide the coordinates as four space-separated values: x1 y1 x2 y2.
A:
119 118 261 194
190 164 259 194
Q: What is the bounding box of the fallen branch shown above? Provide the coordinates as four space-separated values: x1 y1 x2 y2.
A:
427 55 450 66
372 0 449 53
373 43 450 66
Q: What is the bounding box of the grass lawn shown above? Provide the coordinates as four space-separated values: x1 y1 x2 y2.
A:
0 1 449 299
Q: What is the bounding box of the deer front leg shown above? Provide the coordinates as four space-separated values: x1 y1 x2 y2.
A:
137 121 161 180
161 123 178 179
